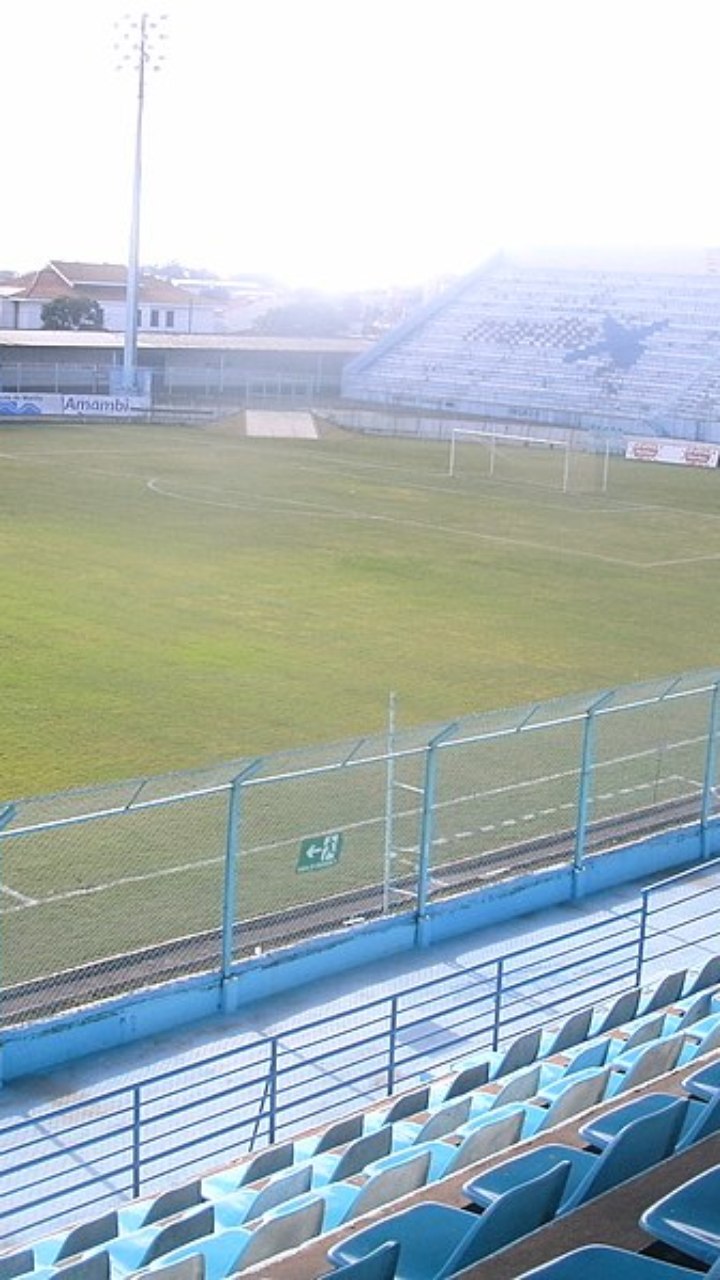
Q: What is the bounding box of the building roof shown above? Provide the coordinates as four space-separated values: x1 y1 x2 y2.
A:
0 329 369 354
51 261 129 287
7 262 197 306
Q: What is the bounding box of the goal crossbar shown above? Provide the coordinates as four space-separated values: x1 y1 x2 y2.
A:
448 427 572 490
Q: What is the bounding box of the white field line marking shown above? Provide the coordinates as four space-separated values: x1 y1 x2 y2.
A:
7 435 720 525
297 458 645 517
0 855 222 914
0 883 37 906
644 552 720 567
4 448 717 566
154 445 720 532
1 768 696 911
146 476 687 569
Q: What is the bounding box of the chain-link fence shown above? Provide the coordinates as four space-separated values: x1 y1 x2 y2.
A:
2 670 719 1024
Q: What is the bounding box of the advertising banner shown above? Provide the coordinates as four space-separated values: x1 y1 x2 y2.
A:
0 393 149 418
61 395 149 417
0 393 62 416
626 438 720 468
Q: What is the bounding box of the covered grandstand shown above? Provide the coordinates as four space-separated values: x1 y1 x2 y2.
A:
342 254 720 443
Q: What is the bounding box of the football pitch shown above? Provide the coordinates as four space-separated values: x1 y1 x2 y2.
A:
3 416 720 993
3 416 720 802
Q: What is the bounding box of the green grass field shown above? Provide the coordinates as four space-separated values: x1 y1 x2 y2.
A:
3 416 720 991
3 417 720 800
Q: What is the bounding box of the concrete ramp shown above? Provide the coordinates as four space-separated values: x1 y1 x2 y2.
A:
246 411 318 439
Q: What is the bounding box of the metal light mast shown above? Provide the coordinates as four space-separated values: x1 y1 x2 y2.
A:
116 13 167 395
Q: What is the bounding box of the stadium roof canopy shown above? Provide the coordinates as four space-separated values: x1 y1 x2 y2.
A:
0 330 368 354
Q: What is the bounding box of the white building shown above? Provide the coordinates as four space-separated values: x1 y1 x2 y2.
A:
0 261 218 334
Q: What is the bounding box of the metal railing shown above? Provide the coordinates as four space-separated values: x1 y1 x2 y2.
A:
2 857 718 1246
2 670 719 1026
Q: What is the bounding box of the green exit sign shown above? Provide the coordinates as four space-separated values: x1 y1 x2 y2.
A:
296 831 343 873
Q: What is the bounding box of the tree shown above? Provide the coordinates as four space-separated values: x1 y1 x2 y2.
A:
41 296 105 331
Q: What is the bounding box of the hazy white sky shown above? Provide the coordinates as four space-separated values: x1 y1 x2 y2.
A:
5 0 720 289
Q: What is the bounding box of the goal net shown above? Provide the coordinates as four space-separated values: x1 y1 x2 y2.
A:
447 427 610 494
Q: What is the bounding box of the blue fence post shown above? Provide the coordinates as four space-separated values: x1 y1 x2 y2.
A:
573 690 614 898
636 887 650 987
0 803 16 1091
492 956 505 1050
388 994 399 1096
132 1084 142 1198
220 760 264 1006
416 722 459 948
701 681 720 861
267 1038 279 1147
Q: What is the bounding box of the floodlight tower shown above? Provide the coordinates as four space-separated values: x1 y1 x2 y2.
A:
115 12 167 395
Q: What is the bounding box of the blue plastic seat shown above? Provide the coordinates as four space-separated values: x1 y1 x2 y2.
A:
685 954 720 996
678 1089 720 1151
605 1032 687 1097
140 1259 204 1280
590 987 642 1035
579 1091 686 1148
318 1242 400 1279
0 1250 34 1280
463 1096 688 1214
429 1059 490 1107
604 1013 669 1061
514 1243 720 1279
452 1027 543 1082
550 1036 610 1076
201 1141 295 1197
389 1095 471 1150
327 1162 571 1279
33 1213 119 1267
523 1067 612 1136
641 1163 720 1266
119 1182 205 1234
107 1205 216 1275
540 1007 594 1056
683 1014 720 1060
363 1086 431 1133
489 1027 544 1078
311 1125 393 1185
146 1199 324 1279
211 1164 314 1227
663 989 717 1034
29 1254 112 1280
465 1061 563 1121
293 1113 365 1162
368 1107 526 1183
640 970 688 1015
535 1063 608 1106
269 1149 430 1233
682 1059 720 1101
580 1088 720 1153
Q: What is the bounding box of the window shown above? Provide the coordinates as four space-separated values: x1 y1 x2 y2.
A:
165 310 175 329
136 308 142 327
150 309 159 328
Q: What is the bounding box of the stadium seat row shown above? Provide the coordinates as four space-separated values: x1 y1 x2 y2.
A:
4 961 720 1280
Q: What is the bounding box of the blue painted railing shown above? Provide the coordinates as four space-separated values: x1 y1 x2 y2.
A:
6 855 718 1248
3 670 719 1028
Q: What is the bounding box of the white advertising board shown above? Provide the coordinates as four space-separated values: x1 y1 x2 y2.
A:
0 393 62 416
626 438 720 468
61 395 149 417
0 392 149 418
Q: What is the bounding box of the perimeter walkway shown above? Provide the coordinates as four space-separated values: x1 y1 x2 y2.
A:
1 865 713 1125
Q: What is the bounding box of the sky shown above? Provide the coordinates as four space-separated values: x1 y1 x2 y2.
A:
5 0 720 290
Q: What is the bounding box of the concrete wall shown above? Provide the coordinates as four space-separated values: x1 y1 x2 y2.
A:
2 818 715 1085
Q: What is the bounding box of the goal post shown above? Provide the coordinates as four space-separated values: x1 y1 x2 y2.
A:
447 426 610 494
